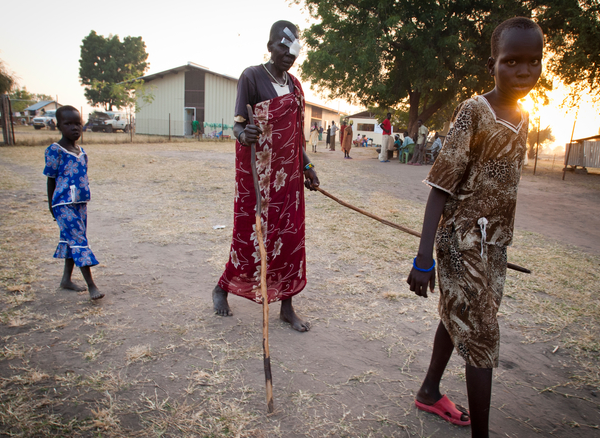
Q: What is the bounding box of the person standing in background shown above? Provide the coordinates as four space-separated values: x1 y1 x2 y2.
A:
409 119 429 166
378 112 392 162
310 123 319 153
342 120 353 159
330 121 339 151
192 118 201 140
340 118 347 153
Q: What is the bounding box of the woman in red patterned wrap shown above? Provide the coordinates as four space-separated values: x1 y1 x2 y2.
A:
212 20 319 332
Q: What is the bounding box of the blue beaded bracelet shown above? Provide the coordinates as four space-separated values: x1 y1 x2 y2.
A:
413 257 436 272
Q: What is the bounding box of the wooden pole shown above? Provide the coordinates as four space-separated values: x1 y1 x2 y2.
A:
533 117 540 175
80 107 84 145
8 97 15 145
563 115 578 181
168 113 171 142
247 104 274 413
316 187 530 274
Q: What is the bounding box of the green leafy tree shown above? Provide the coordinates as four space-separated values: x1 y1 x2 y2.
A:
0 59 15 95
299 0 598 134
79 31 149 111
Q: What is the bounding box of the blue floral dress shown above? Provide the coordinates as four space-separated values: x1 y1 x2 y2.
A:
43 143 98 267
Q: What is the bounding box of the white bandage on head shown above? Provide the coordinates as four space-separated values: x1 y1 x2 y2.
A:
282 27 301 58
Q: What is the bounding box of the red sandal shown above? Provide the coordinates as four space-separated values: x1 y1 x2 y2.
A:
415 395 471 426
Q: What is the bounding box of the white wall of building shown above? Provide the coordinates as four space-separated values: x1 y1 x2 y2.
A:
304 104 341 141
348 116 393 146
136 73 185 136
205 73 237 127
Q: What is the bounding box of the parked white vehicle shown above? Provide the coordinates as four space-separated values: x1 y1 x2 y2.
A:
90 111 130 133
32 110 57 130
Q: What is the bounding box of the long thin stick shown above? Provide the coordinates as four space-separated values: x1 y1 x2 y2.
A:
247 104 274 413
563 111 578 181
316 187 530 274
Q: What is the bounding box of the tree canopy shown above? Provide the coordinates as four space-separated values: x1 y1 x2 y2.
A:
79 31 149 111
0 59 15 95
299 0 600 134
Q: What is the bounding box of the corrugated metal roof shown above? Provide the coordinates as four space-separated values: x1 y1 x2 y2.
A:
139 62 238 83
574 134 600 142
23 100 56 111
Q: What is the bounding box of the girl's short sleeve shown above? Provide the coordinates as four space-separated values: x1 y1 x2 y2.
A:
43 144 60 178
425 101 474 195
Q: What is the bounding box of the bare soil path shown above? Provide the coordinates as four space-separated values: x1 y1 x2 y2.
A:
0 142 598 437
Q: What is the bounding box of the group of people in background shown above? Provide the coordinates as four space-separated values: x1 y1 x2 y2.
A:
310 113 441 165
377 115 442 166
310 119 354 159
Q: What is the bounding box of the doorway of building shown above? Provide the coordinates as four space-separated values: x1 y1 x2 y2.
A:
184 108 196 136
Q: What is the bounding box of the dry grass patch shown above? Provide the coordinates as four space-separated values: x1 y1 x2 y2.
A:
1 142 599 436
126 344 153 364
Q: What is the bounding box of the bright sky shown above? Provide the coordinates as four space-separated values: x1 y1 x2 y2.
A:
0 0 345 113
1 0 598 149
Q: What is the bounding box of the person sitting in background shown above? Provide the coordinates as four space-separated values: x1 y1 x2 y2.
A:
393 134 402 150
362 135 368 147
430 132 443 162
399 131 415 162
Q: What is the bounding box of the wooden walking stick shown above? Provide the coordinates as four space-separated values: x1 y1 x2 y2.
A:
246 104 274 413
316 187 530 274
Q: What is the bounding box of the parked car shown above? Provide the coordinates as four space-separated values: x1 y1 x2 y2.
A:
89 111 130 133
32 110 57 130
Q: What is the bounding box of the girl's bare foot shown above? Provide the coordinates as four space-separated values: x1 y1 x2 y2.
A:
60 280 86 292
212 285 233 316
280 298 310 332
88 286 104 300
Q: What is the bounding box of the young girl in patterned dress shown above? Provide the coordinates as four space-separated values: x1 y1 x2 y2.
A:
407 18 543 437
44 106 104 300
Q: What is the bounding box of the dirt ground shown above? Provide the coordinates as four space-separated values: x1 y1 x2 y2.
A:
0 140 599 437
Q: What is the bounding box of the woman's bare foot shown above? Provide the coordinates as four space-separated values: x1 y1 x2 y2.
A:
212 285 233 316
60 280 87 292
88 285 105 300
280 298 310 332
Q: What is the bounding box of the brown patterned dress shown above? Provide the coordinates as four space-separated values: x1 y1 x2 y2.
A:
425 95 528 368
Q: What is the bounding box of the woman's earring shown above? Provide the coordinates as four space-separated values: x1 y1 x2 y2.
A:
269 59 274 64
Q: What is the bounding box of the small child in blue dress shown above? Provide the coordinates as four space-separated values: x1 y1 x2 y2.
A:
44 106 104 300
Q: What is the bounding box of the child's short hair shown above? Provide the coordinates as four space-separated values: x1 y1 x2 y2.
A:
491 17 544 58
56 105 80 125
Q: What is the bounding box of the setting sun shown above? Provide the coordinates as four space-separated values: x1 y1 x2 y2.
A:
521 82 600 153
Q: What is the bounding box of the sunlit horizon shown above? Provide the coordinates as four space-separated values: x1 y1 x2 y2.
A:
520 80 599 153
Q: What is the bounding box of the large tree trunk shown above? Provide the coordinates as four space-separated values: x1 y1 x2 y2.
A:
407 91 421 137
407 90 445 138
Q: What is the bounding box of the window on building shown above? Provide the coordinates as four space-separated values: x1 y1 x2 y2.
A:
357 123 375 132
311 106 322 119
